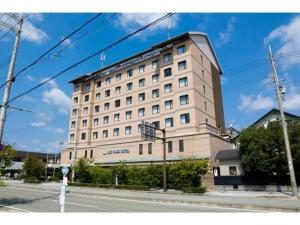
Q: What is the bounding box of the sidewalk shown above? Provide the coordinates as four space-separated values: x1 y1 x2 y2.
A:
5 180 300 212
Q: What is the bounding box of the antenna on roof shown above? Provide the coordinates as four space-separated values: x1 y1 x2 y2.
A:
100 53 106 68
168 15 172 40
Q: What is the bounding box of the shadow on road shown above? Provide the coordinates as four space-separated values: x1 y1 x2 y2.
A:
0 193 59 208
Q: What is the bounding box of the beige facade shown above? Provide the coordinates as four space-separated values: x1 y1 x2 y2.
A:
61 32 232 166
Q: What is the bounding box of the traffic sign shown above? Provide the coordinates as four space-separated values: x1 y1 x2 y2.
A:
141 121 156 142
62 166 69 175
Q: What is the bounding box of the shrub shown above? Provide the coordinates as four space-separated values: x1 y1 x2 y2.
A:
127 166 145 186
48 176 60 182
115 184 150 191
74 158 91 183
0 179 6 187
142 164 162 188
182 187 206 194
22 156 45 180
111 162 128 185
89 166 112 184
68 182 113 188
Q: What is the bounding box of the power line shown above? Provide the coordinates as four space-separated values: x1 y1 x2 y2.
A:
8 13 175 104
0 13 102 89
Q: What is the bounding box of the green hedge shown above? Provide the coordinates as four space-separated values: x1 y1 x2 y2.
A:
182 187 206 193
23 177 42 184
0 179 6 187
69 182 150 191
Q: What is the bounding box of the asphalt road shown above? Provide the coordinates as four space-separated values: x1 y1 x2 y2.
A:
0 185 260 212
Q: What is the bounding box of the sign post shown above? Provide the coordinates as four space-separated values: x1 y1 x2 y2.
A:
141 121 167 192
60 166 69 213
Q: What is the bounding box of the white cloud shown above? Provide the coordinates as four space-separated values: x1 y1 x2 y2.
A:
22 20 48 44
238 93 275 112
30 121 46 128
42 87 71 115
40 77 57 88
117 13 179 37
21 95 35 102
264 15 300 69
283 93 300 110
61 37 74 49
26 75 35 82
221 76 228 85
54 128 65 134
216 16 236 47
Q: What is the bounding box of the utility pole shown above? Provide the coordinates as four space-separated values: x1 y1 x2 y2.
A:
269 45 298 197
71 108 79 183
45 153 49 181
0 16 23 144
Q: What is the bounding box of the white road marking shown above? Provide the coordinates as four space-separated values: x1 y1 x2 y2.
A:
3 186 270 212
0 204 32 213
52 200 112 212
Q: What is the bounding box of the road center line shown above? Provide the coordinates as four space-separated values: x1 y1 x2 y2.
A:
0 204 32 213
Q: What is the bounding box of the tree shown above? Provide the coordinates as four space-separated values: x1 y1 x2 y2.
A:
0 145 16 175
22 156 45 180
74 157 90 183
239 121 300 176
88 166 112 184
111 162 128 185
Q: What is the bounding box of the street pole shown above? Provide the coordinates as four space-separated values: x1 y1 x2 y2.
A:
0 17 23 144
53 153 57 178
71 108 79 183
269 45 298 197
45 153 49 181
162 129 167 192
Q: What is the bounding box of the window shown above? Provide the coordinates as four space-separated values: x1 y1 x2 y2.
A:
69 151 72 160
180 95 189 105
104 102 109 110
82 119 87 127
178 61 187 71
180 113 190 124
139 65 145 73
85 150 87 158
96 81 101 88
152 89 159 98
164 53 172 63
179 140 184 152
127 69 133 78
229 166 237 176
164 68 172 77
103 130 108 138
114 113 120 122
153 121 160 129
205 101 207 111
95 105 100 113
179 77 188 87
94 118 99 126
139 144 143 155
139 78 145 87
164 83 172 93
168 141 173 153
71 121 76 128
83 107 88 114
84 83 91 91
103 116 109 124
73 97 78 104
165 117 174 127
202 69 205 78
84 95 89 102
72 109 77 116
148 143 152 154
152 74 159 83
201 55 203 63
74 85 79 92
115 86 121 95
152 105 160 114
138 108 145 117
126 96 132 105
165 100 173 110
203 85 206 94
106 77 111 85
126 111 132 119
95 93 100 100
81 133 86 140
115 99 121 108
90 150 93 159
177 45 186 55
116 73 122 81
138 124 142 133
105 90 110 97
152 60 159 69
126 82 133 91
139 93 145 102
113 128 120 136
70 134 75 141
125 126 132 135
93 132 98 139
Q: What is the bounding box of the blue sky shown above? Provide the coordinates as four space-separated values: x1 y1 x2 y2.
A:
0 13 300 153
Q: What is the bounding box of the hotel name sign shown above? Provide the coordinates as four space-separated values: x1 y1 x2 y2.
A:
103 149 130 156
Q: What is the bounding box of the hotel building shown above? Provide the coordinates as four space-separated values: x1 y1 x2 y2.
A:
60 32 232 168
